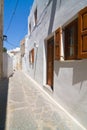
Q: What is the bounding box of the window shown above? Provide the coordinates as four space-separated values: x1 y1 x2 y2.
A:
34 8 37 25
64 19 78 60
54 7 87 61
64 7 87 60
55 7 87 60
29 48 34 64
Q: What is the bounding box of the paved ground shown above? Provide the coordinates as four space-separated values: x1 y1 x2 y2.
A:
1 71 85 130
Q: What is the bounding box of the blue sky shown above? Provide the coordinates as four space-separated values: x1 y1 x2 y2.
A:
4 0 34 50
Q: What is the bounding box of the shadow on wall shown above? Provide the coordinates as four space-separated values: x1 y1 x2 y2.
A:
48 0 57 35
0 78 9 130
54 60 87 89
48 0 62 35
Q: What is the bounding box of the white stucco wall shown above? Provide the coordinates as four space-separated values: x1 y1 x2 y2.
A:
13 52 21 70
54 60 87 128
24 0 87 128
3 52 13 78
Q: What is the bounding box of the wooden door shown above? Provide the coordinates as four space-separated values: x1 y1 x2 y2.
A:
47 37 54 90
78 7 87 58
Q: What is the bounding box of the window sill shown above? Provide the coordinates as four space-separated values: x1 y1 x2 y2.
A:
54 59 84 63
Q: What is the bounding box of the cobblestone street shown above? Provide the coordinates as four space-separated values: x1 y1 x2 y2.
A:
1 71 85 130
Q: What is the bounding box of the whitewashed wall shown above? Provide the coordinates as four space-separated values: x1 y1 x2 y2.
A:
24 0 87 129
13 52 21 70
3 52 13 78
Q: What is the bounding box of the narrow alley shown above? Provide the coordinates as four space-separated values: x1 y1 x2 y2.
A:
0 71 85 130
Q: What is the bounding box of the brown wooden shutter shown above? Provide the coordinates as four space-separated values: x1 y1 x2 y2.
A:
32 48 34 63
78 7 87 58
55 27 61 60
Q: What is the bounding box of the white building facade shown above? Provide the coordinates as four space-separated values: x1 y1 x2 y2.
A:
24 0 87 128
8 48 21 71
3 52 13 78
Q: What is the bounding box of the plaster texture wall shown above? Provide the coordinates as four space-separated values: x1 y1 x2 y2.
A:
24 0 87 128
13 52 21 70
54 60 87 128
3 52 13 78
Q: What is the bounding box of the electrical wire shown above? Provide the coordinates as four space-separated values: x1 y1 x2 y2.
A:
4 0 33 50
6 40 18 48
5 0 19 34
16 2 31 43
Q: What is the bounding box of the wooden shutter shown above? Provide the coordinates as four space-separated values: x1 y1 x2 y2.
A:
29 49 34 63
32 49 34 63
78 7 87 58
55 27 61 60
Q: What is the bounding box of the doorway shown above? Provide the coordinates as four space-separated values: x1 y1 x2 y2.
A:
47 37 54 90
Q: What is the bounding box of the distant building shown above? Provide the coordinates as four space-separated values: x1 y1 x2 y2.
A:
8 48 21 70
20 38 25 69
24 0 87 129
0 0 3 78
20 36 29 71
20 38 25 57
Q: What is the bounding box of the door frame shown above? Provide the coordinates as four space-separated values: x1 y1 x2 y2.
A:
43 33 54 91
46 36 54 90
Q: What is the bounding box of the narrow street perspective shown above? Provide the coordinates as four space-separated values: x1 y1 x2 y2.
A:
2 70 84 130
0 0 87 130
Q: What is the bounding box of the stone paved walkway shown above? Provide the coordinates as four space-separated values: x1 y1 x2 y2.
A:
5 71 85 130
